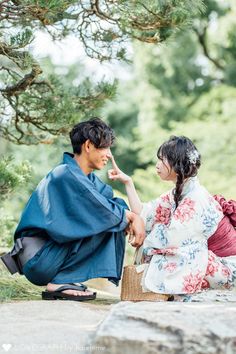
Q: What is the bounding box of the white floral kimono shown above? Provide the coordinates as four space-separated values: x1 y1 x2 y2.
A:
140 176 236 295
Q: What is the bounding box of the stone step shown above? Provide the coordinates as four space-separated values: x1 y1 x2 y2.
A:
92 291 236 354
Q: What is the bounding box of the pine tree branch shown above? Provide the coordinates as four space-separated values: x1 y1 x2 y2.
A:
0 1 204 60
0 64 43 96
193 27 224 71
0 0 205 144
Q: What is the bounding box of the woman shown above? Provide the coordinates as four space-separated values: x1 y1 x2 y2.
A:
108 136 236 295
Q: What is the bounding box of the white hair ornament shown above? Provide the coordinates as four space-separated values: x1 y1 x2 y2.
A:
187 150 199 164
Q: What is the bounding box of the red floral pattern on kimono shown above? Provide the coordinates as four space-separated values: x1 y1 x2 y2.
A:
140 177 236 295
182 271 203 293
173 198 196 223
164 262 178 273
201 279 210 290
155 205 171 225
205 251 219 277
160 194 171 203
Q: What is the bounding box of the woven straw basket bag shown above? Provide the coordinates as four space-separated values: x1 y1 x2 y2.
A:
120 248 169 302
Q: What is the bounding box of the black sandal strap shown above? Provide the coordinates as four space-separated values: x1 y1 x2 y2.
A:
69 283 87 290
52 284 87 292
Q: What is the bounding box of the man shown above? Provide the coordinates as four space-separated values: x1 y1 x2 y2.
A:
5 118 145 301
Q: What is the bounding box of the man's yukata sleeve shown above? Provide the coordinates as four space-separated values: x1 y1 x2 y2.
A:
45 167 128 243
89 172 129 210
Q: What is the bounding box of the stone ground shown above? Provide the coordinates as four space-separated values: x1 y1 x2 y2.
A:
1 289 236 354
0 290 118 354
92 299 236 354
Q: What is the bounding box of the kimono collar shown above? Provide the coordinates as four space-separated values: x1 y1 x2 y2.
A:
62 152 78 169
181 176 200 198
62 152 94 181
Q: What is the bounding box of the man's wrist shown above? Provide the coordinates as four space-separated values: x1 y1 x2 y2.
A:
125 210 136 223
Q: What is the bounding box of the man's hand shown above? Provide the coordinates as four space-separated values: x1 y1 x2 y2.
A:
128 215 145 247
108 155 131 184
125 223 132 236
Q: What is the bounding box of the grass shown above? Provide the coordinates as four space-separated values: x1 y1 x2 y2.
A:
0 262 44 302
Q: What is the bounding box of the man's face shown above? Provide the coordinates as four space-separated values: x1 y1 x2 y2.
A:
87 143 112 171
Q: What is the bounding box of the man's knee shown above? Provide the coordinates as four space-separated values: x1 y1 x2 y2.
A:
22 261 55 286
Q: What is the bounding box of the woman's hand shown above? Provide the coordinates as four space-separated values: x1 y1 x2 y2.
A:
108 155 131 185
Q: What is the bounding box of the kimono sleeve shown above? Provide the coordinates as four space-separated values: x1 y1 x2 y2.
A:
89 173 129 210
140 191 172 234
142 196 208 294
143 196 205 250
42 166 128 243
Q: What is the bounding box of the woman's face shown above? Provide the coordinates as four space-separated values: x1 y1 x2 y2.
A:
156 157 177 182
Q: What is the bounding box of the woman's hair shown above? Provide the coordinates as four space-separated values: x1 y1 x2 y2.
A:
69 117 115 154
157 136 201 208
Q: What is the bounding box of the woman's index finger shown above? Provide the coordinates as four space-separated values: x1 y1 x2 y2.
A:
111 154 119 169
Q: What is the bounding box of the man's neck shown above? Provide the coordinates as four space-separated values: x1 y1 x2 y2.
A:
73 154 92 175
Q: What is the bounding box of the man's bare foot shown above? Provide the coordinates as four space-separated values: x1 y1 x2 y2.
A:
46 283 94 296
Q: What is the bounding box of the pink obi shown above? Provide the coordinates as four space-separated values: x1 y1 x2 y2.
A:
208 195 236 257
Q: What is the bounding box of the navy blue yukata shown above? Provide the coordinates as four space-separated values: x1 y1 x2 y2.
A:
14 152 128 286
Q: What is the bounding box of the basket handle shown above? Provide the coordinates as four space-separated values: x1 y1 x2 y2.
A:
133 246 143 265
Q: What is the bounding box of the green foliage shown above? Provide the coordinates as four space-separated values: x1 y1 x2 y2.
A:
0 157 31 202
22 0 71 9
118 0 205 43
0 0 204 147
170 117 236 199
0 156 32 246
10 28 34 48
0 211 16 247
1 59 117 144
132 166 169 202
104 0 236 201
0 139 68 247
188 85 236 121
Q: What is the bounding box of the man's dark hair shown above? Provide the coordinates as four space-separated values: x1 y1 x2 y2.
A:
69 117 115 154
